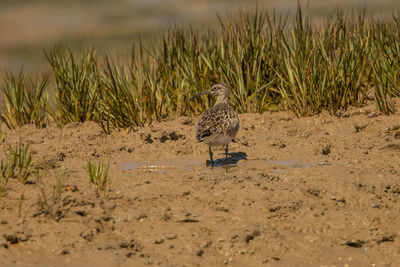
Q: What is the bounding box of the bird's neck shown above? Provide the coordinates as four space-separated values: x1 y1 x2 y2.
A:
214 95 229 106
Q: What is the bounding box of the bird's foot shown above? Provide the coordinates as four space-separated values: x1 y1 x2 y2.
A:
206 160 215 167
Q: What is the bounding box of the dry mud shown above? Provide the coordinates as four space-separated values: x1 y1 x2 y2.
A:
1 103 400 266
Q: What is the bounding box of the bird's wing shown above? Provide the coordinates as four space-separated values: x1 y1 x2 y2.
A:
196 104 238 142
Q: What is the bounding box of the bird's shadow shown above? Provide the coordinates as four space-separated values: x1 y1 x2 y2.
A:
206 152 247 168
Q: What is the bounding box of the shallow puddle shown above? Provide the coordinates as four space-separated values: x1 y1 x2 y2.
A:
120 159 202 172
265 159 317 173
266 159 316 168
120 156 318 172
120 152 248 171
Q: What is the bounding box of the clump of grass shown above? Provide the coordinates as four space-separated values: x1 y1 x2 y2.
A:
37 172 69 221
0 153 15 198
4 7 400 130
0 141 32 187
0 137 33 197
274 9 372 116
0 133 9 198
0 178 8 198
0 72 48 129
87 160 110 197
370 19 400 114
155 11 281 117
98 57 152 132
47 46 100 125
0 168 10 198
0 132 4 145
12 141 33 184
0 181 7 198
213 11 281 113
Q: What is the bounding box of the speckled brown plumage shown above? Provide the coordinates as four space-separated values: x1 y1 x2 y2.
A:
189 83 239 166
196 103 239 144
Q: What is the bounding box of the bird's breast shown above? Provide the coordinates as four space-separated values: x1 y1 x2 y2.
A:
202 133 233 146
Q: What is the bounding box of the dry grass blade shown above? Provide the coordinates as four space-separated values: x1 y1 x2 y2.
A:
37 172 69 221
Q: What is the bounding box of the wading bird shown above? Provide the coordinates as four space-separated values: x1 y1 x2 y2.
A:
189 83 239 166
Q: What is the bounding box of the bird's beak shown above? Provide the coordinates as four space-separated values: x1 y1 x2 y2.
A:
189 90 210 101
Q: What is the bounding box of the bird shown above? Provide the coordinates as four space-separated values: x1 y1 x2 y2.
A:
189 83 239 166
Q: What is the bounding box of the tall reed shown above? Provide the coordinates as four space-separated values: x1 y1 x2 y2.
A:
2 8 400 131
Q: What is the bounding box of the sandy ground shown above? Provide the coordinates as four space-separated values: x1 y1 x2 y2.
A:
1 102 400 266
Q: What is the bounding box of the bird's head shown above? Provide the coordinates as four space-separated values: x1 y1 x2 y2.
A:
189 83 229 101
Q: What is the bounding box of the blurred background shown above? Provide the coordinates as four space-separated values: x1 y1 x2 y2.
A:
1 0 400 76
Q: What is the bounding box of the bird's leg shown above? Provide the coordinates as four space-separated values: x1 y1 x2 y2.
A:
209 145 214 166
225 144 229 158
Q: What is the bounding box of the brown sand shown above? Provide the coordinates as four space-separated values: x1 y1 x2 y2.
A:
1 103 400 266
